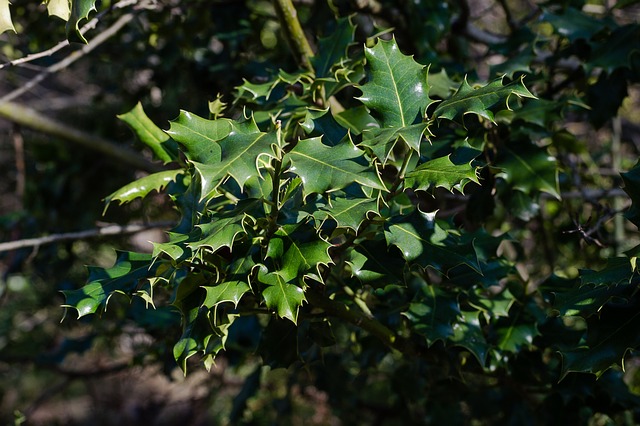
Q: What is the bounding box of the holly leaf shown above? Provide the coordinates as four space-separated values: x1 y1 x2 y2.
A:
358 38 431 128
258 269 306 323
403 285 460 344
0 0 14 34
560 308 640 378
118 102 178 163
495 317 539 353
62 251 157 318
360 123 431 164
497 144 560 199
405 155 479 193
266 223 333 283
433 75 536 123
66 0 97 43
189 199 260 254
45 0 70 20
193 119 276 198
287 137 385 197
450 310 489 366
103 169 182 212
300 108 348 146
311 16 356 79
203 255 254 308
384 210 481 273
321 195 379 231
580 257 634 287
166 111 229 164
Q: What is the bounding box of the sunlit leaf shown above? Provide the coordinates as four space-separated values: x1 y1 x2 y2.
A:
358 38 431 127
405 155 479 193
103 169 182 211
118 102 178 163
0 0 15 34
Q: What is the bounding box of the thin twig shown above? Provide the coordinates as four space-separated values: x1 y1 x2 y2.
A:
1 12 135 102
0 0 139 70
0 222 174 252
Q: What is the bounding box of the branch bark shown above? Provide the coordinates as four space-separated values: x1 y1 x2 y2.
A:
273 0 315 71
0 101 162 173
0 222 173 252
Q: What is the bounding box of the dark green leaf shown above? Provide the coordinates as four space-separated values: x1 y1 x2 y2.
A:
358 38 431 127
405 155 479 193
118 102 178 163
166 111 229 164
66 0 96 43
62 251 157 318
451 310 489 366
403 285 460 344
311 16 356 79
258 269 306 323
287 137 385 197
320 195 378 231
497 144 560 199
433 76 536 123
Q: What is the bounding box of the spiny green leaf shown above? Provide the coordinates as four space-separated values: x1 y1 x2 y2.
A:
320 195 379 231
103 169 182 212
266 223 333 283
193 119 276 198
62 251 156 318
360 123 430 164
189 199 261 254
433 76 536 123
0 0 14 34
166 110 228 164
405 155 479 193
311 16 356 79
553 283 627 317
258 269 306 323
203 255 255 308
497 144 560 199
118 102 178 163
403 285 460 345
384 210 481 273
66 0 97 43
580 257 634 287
358 38 431 127
287 137 385 197
348 240 406 287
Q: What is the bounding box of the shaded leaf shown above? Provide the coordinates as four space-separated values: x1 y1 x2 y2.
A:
203 254 255 308
358 38 431 127
497 144 560 199
384 210 481 273
403 285 460 344
311 16 356 79
300 108 348 146
451 310 489 365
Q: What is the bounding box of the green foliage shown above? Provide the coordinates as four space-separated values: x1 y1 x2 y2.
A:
6 0 640 423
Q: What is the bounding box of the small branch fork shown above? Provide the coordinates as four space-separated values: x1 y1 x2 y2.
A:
0 222 174 253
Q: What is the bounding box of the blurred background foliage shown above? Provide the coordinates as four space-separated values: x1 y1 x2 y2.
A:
1 0 640 424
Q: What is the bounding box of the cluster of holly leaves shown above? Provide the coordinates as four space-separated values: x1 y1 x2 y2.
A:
58 10 640 394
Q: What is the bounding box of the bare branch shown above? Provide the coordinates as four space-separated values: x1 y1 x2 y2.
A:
1 11 135 103
0 222 174 252
0 101 163 172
